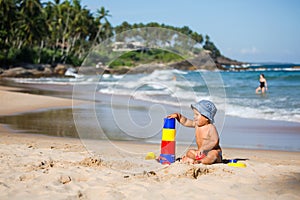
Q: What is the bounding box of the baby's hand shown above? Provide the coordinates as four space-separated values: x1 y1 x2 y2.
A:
167 113 178 119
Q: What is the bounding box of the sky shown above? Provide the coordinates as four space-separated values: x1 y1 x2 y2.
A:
80 0 300 63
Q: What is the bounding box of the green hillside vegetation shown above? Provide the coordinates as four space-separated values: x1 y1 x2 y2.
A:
109 49 184 69
0 0 222 69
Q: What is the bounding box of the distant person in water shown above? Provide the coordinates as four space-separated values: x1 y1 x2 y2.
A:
255 74 268 94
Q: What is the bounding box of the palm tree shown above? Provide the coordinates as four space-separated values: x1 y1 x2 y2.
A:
44 0 68 63
18 0 46 47
0 0 18 64
91 6 112 46
0 0 16 46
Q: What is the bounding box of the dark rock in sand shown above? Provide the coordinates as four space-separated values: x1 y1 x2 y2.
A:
54 64 70 75
0 67 44 77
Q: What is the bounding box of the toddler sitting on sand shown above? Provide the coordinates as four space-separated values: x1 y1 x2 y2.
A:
168 100 222 165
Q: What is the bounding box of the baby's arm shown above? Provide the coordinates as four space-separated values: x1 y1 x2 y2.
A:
167 113 194 127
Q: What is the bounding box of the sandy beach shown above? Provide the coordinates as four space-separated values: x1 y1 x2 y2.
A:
0 85 300 200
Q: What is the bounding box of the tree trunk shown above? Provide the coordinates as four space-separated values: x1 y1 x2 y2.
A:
37 40 44 63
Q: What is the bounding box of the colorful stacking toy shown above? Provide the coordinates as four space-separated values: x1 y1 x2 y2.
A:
160 118 176 164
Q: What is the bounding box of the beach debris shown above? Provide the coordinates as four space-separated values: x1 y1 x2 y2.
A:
145 152 156 160
79 157 103 168
124 171 157 179
143 170 157 177
38 160 54 169
77 191 84 198
193 168 210 179
26 160 56 173
186 167 211 179
59 175 71 184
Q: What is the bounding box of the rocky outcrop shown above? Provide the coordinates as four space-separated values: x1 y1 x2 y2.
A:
168 54 217 71
0 65 53 77
0 64 78 78
0 54 247 77
53 64 69 75
214 56 247 70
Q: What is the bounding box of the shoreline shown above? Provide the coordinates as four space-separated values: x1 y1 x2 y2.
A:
0 85 80 116
2 75 300 125
1 85 300 199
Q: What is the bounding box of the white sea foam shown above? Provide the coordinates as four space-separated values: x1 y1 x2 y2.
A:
112 74 124 79
102 74 111 79
173 69 188 75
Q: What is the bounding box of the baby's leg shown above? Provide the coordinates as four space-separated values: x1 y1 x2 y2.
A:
186 149 197 159
181 155 195 164
180 149 197 164
200 150 220 165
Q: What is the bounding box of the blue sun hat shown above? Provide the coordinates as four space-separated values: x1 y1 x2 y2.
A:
191 100 217 123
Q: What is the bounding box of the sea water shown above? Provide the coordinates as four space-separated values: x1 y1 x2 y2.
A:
10 64 300 123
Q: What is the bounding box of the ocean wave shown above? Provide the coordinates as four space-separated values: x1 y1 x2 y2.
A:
225 103 300 123
8 67 300 124
10 77 77 85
